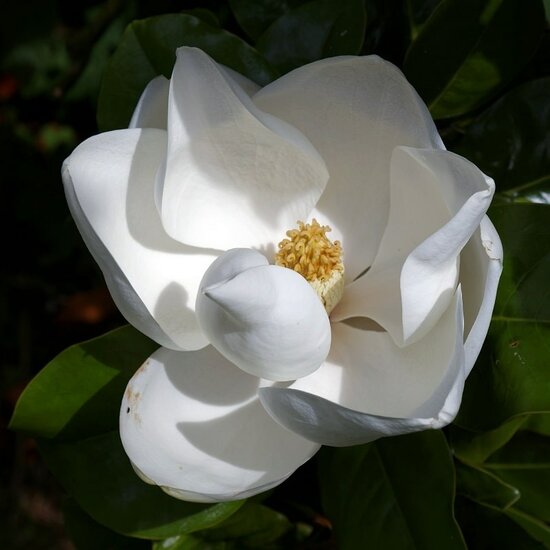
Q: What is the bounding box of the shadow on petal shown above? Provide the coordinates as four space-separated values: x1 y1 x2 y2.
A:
162 340 260 407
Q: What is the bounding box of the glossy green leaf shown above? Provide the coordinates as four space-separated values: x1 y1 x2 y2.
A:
181 9 220 28
455 498 546 550
486 432 550 469
319 431 466 549
406 0 444 39
40 431 244 539
64 498 148 550
522 414 550 437
404 0 545 119
228 0 307 40
455 78 550 202
457 204 550 431
450 417 526 464
485 432 550 523
455 462 520 510
256 0 366 74
153 535 225 550
9 326 158 441
150 503 291 549
198 502 291 546
97 14 277 131
505 508 550 546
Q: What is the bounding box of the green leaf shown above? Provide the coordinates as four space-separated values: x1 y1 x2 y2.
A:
229 0 307 41
151 503 293 549
97 14 277 131
66 8 135 103
456 203 550 431
319 431 466 549
522 414 550 437
40 431 244 540
485 432 550 523
403 0 545 119
153 535 226 550
406 0 444 39
256 0 366 74
9 326 158 441
455 462 520 510
455 498 546 549
505 508 550 546
200 502 291 546
181 9 220 28
450 417 526 464
64 498 149 550
454 78 550 202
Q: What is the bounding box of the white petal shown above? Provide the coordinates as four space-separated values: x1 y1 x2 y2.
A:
196 249 331 381
260 291 465 446
120 346 320 502
254 55 443 281
460 216 503 374
159 47 328 250
62 128 217 350
219 65 260 97
333 147 494 346
129 76 170 130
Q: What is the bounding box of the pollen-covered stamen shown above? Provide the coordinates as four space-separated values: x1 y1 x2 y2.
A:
275 219 344 313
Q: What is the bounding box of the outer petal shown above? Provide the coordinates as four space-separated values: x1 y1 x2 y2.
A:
128 67 259 131
120 346 320 502
254 55 443 281
129 75 170 130
196 249 331 381
460 216 503 374
333 147 494 346
62 128 217 350
260 291 465 446
159 47 328 251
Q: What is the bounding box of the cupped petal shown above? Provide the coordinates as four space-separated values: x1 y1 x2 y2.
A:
460 216 503 374
120 346 320 502
62 128 217 350
260 291 465 446
129 75 170 130
159 47 328 251
196 249 331 381
254 55 443 281
333 147 494 347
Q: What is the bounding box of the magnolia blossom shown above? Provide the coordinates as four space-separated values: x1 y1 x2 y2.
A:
62 47 502 503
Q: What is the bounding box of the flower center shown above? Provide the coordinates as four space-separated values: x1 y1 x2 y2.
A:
275 219 344 313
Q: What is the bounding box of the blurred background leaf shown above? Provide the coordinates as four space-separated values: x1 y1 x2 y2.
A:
256 0 366 74
404 0 545 119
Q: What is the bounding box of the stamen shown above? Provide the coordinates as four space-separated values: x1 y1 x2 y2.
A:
275 219 344 313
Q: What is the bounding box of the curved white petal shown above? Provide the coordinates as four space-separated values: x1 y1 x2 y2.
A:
254 55 443 281
196 249 331 381
129 75 170 130
159 47 328 251
460 216 503 374
62 128 217 350
260 291 465 446
219 65 261 97
120 346 320 502
333 147 494 347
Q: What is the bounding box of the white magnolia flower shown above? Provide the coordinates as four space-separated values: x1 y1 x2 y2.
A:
62 47 502 503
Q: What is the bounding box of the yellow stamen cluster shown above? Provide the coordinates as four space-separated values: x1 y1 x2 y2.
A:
275 219 343 281
275 219 345 313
